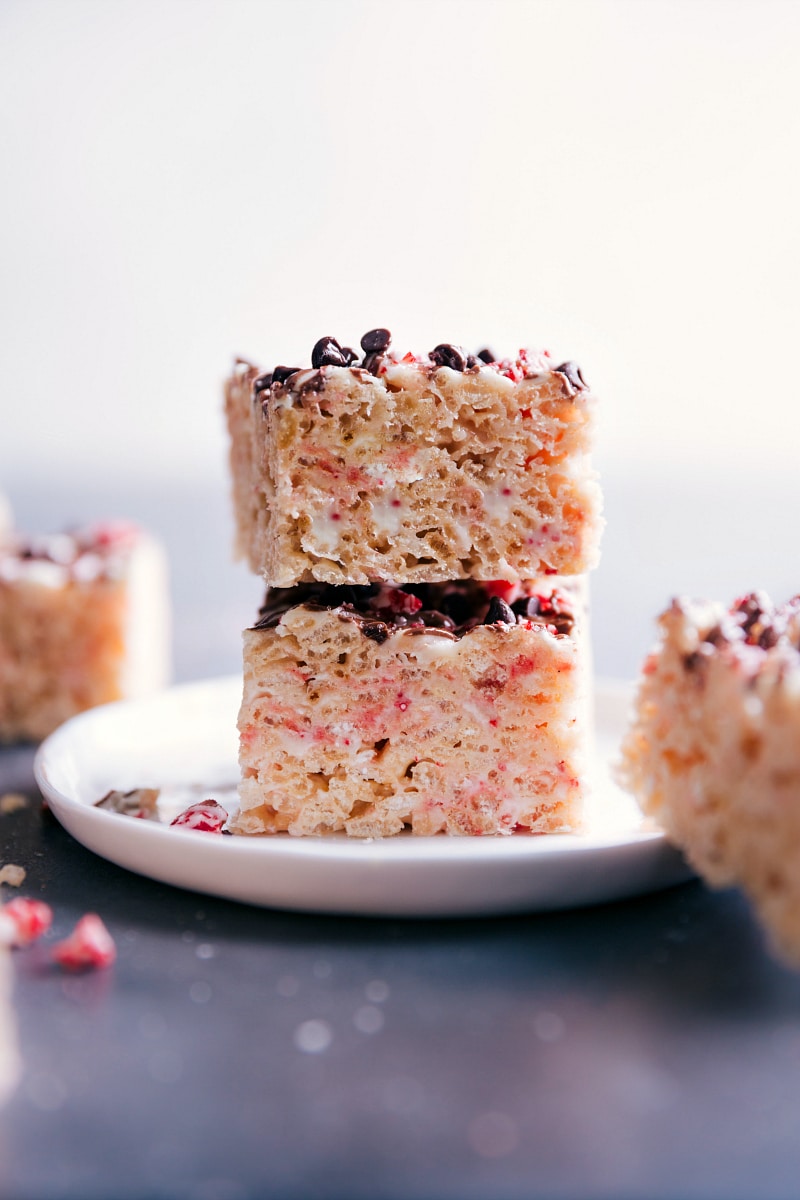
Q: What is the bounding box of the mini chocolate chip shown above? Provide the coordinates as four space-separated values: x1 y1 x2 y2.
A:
554 361 587 391
272 365 300 385
759 625 780 649
361 328 392 354
735 594 764 634
483 596 516 626
476 348 496 364
362 622 390 644
512 596 542 620
341 346 359 365
297 370 325 396
430 344 467 372
311 337 351 369
683 652 702 672
465 354 478 369
415 609 456 630
253 373 273 394
362 352 385 377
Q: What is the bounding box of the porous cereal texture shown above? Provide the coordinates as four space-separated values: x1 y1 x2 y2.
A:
232 579 590 838
618 592 800 963
0 522 170 742
225 337 602 587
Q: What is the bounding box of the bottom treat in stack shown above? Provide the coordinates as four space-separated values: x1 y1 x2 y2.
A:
232 578 591 838
618 592 800 963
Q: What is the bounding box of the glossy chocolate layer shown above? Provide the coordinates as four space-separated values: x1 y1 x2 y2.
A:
252 580 576 641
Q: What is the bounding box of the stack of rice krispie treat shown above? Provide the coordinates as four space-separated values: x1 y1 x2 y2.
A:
0 515 170 743
225 330 602 837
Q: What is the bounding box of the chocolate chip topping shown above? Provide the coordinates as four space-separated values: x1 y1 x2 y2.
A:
272 365 300 385
483 596 516 626
360 328 392 354
476 348 496 364
362 621 390 644
511 593 575 634
362 352 385 377
429 344 468 372
553 361 587 391
253 372 273 394
252 580 577 643
341 346 359 365
311 337 352 369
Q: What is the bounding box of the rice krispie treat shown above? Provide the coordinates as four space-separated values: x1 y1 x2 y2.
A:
225 330 602 586
233 577 590 837
0 521 170 742
618 592 800 963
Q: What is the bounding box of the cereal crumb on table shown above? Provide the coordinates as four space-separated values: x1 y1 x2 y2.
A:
0 794 27 814
0 865 26 888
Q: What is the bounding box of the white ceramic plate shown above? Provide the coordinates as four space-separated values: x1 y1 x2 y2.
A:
33 677 691 917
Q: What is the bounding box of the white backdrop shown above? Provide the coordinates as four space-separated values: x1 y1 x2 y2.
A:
3 0 800 486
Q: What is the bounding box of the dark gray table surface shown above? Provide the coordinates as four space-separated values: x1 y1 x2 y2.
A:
1 475 800 1200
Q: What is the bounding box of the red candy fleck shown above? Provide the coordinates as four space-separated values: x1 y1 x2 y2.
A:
1 898 53 947
383 589 423 615
484 581 521 604
170 800 228 833
52 914 116 971
82 519 140 551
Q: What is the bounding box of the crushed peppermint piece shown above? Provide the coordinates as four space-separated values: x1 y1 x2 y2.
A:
0 865 26 887
170 800 228 833
0 898 52 947
51 914 116 971
95 787 160 820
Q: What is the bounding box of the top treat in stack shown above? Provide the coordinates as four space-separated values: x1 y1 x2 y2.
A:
225 330 602 586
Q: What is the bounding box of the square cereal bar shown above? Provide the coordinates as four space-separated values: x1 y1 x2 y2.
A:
0 521 170 742
232 578 590 837
225 331 602 586
618 592 800 963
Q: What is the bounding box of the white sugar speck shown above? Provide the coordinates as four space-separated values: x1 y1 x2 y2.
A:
354 1005 384 1035
294 1019 333 1054
196 943 215 960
